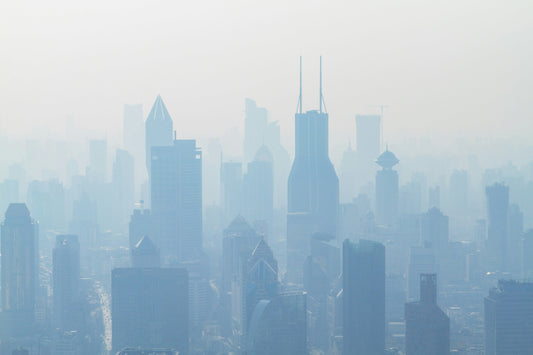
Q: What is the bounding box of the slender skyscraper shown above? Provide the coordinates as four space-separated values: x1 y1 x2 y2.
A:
420 207 449 258
1 203 38 337
243 145 274 226
145 95 173 177
375 148 399 226
405 274 449 355
343 239 385 355
243 98 268 164
53 234 80 331
287 57 339 283
486 183 509 271
151 140 202 264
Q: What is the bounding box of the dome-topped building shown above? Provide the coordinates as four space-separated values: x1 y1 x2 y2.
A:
376 148 399 169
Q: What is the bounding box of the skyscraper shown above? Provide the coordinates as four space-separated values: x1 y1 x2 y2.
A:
123 103 145 186
343 239 385 355
287 57 339 283
486 183 509 271
53 234 80 331
420 207 449 258
131 235 160 268
485 280 533 355
128 207 152 249
220 161 243 225
145 95 173 177
112 148 135 232
1 203 38 337
375 148 399 226
112 267 189 354
243 145 274 226
405 274 449 355
243 98 268 165
151 139 202 264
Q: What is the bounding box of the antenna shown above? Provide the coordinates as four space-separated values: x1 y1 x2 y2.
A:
319 56 327 113
297 56 303 114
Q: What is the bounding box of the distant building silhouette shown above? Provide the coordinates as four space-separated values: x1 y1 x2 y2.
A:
131 235 160 268
448 169 468 216
151 140 202 264
405 274 449 355
486 183 509 271
220 161 243 225
343 239 385 355
1 203 38 337
287 59 339 283
123 103 145 186
522 230 533 279
53 235 80 331
243 146 274 227
420 207 449 258
243 98 268 165
112 148 135 232
485 280 533 355
246 292 307 355
112 267 189 354
407 245 438 301
145 95 173 177
375 148 399 226
128 207 152 249
507 203 524 275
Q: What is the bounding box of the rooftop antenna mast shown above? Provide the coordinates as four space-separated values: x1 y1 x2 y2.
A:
296 56 303 114
319 56 327 113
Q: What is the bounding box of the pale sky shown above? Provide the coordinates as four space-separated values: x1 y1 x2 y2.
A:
1 0 532 154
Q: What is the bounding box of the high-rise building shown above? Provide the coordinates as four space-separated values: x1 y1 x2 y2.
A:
220 162 243 225
123 104 145 186
485 280 533 355
243 98 268 165
428 185 440 209
151 140 202 264
355 114 381 160
53 235 80 331
407 245 438 301
145 95 173 177
507 204 524 275
128 207 152 249
112 149 135 232
343 239 385 355
246 292 307 355
375 149 399 226
89 139 107 183
420 207 449 258
486 183 509 271
131 235 160 268
243 146 274 226
405 274 449 355
1 203 38 337
287 58 339 283
112 267 189 354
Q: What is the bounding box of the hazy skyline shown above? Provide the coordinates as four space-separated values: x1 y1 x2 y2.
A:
1 0 532 148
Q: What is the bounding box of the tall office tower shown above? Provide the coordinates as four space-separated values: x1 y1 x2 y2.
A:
123 104 145 186
53 235 80 331
428 185 440 208
145 95 173 177
339 142 358 203
131 235 160 268
449 169 468 215
89 139 107 183
243 98 268 164
522 230 533 278
486 183 509 271
242 239 279 339
128 207 152 248
507 204 524 275
375 149 399 226
1 203 38 337
220 161 243 225
405 274 449 355
151 140 202 264
287 58 339 283
222 216 262 296
485 280 533 355
112 267 189 354
243 146 274 226
356 114 381 160
112 149 135 232
407 245 438 301
264 120 291 209
246 292 307 355
343 239 385 355
420 207 449 257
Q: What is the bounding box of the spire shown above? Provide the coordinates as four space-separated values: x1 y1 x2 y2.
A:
297 56 303 114
146 95 172 122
